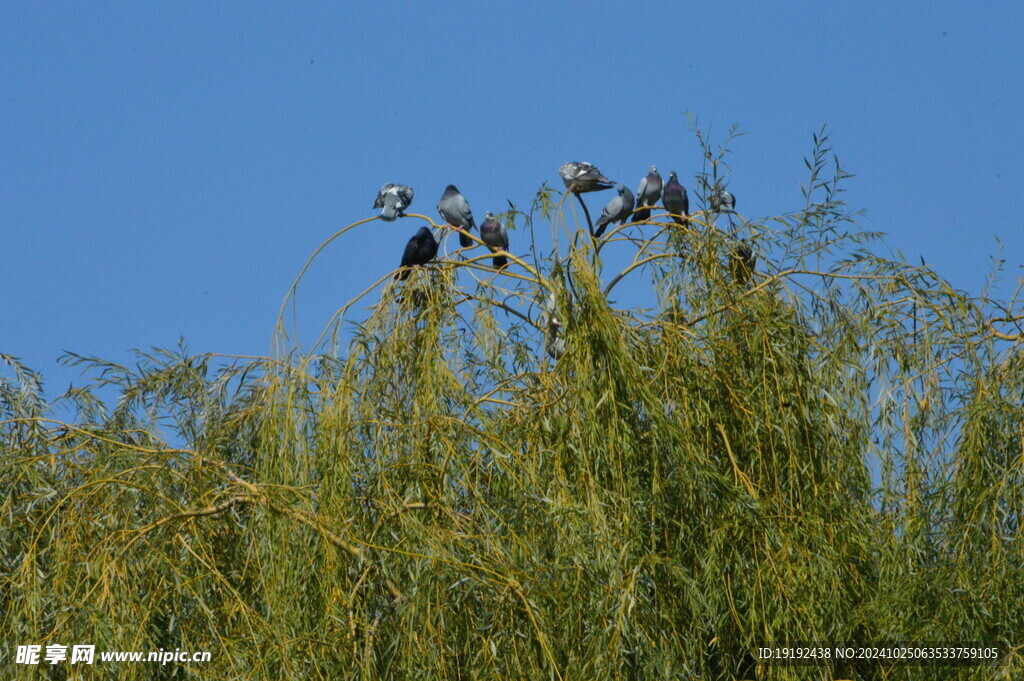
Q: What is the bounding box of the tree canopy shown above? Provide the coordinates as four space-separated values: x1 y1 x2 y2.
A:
3 127 1022 680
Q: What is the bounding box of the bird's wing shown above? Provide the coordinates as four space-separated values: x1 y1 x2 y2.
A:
601 195 623 222
498 220 509 249
399 186 414 209
636 175 649 203
400 236 420 268
456 195 474 228
560 163 583 180
618 191 636 220
420 232 438 261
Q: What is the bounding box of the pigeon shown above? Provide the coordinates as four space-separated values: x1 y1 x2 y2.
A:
559 162 614 194
373 183 414 221
662 171 689 226
479 211 509 269
731 239 756 286
633 166 663 222
544 292 565 360
711 186 736 214
437 184 475 248
395 226 438 280
593 184 635 238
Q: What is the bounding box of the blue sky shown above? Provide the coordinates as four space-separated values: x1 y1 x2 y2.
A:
2 2 1022 395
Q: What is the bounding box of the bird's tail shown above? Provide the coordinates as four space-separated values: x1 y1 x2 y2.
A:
493 254 508 270
459 230 473 248
395 268 410 281
634 207 652 222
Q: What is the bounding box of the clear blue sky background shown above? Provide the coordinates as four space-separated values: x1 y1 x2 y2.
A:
2 2 1022 396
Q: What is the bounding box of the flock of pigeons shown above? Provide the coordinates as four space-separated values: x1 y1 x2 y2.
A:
375 182 509 280
375 162 745 281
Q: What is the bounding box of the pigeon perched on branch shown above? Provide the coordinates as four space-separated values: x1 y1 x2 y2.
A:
437 185 476 248
634 166 663 222
480 211 509 269
731 239 756 286
559 162 613 194
662 171 689 226
544 292 565 360
373 183 414 221
593 184 635 238
711 186 736 214
395 227 438 280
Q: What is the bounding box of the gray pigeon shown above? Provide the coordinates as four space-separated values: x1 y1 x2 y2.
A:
437 184 475 248
479 211 509 269
396 226 438 280
711 186 736 214
662 171 690 226
730 239 756 286
374 183 414 221
633 166 663 222
593 184 635 238
544 292 565 360
559 162 614 193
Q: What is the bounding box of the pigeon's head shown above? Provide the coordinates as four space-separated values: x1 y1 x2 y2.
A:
415 226 433 239
668 171 679 182
615 184 628 195
649 165 658 174
445 184 459 193
484 211 495 220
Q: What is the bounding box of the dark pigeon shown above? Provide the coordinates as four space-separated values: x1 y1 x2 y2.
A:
662 171 690 226
437 184 475 248
593 184 635 238
479 211 509 269
395 226 438 280
374 183 414 221
731 239 756 286
711 186 736 214
559 162 614 194
634 166 663 222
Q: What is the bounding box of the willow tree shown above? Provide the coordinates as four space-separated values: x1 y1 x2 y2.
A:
2 126 1022 681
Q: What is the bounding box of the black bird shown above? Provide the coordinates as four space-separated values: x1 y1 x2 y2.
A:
479 211 509 269
634 166 663 222
395 227 438 280
437 185 476 248
731 239 756 286
662 171 689 226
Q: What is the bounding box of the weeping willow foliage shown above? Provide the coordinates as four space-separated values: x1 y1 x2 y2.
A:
2 127 1023 681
